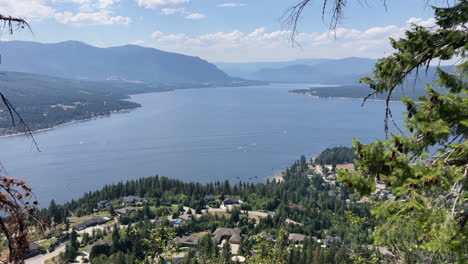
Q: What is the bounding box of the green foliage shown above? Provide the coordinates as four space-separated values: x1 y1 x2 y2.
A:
0 72 163 134
141 224 176 262
314 146 357 166
340 1 468 262
247 229 288 264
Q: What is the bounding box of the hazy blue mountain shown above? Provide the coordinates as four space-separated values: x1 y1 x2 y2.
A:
289 65 454 100
253 64 328 83
314 57 376 75
248 57 377 84
215 58 332 78
0 40 233 83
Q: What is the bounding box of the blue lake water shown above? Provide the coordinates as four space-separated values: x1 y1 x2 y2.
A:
0 83 405 205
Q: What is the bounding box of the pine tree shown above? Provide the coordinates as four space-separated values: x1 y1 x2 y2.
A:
221 241 232 264
337 1 468 262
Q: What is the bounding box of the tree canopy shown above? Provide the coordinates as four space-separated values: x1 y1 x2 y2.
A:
334 1 467 262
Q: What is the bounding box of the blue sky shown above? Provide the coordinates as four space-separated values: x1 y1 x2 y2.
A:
0 0 437 62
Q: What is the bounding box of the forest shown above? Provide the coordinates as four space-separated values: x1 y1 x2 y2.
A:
0 72 168 134
36 155 378 264
314 146 356 166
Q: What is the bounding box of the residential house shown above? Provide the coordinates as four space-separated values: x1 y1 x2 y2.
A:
115 206 137 215
213 228 242 244
288 233 306 243
179 213 193 222
122 195 144 204
26 242 43 258
74 217 111 231
175 235 199 247
223 197 240 205
204 195 215 202
96 200 109 210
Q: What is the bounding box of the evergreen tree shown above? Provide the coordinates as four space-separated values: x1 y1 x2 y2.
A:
337 1 468 262
221 241 232 264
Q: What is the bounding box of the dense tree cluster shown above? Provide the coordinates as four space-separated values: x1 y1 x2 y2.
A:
314 146 357 166
37 154 379 263
338 1 468 262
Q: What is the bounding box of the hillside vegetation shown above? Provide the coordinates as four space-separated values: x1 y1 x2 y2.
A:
0 72 167 134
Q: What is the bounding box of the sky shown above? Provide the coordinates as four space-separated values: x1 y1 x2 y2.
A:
0 0 440 62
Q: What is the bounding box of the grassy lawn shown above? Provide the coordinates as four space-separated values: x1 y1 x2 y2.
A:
44 256 58 264
207 211 230 218
39 237 58 250
192 231 209 237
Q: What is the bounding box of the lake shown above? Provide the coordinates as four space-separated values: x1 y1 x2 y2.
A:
0 83 405 205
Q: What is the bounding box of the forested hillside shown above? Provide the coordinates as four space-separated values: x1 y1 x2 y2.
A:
35 156 379 263
0 72 167 134
314 146 357 166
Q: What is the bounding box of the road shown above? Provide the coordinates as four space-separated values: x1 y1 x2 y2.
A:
25 242 67 264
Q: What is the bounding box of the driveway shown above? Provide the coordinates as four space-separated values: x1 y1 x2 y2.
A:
25 242 67 264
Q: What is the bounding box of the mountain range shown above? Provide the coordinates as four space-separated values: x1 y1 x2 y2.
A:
0 40 234 84
215 57 377 84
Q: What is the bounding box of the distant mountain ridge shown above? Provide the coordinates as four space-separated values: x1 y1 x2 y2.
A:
214 58 333 78
0 40 233 84
216 57 377 84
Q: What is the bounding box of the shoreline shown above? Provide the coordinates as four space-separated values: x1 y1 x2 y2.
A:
289 91 401 103
0 84 399 139
0 83 268 139
0 108 136 139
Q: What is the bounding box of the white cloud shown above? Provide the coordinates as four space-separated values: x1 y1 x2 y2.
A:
158 7 205 20
151 30 163 39
145 18 435 62
0 0 128 26
406 17 437 27
217 3 246 7
160 7 184 15
0 0 56 20
96 0 121 9
52 0 93 11
136 0 189 9
184 13 205 20
55 10 131 25
52 0 121 11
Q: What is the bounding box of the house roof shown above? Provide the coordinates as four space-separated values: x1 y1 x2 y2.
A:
123 196 144 203
223 197 239 204
28 242 41 251
213 228 242 244
179 213 193 221
288 233 306 242
115 206 137 215
175 235 199 246
74 217 110 231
